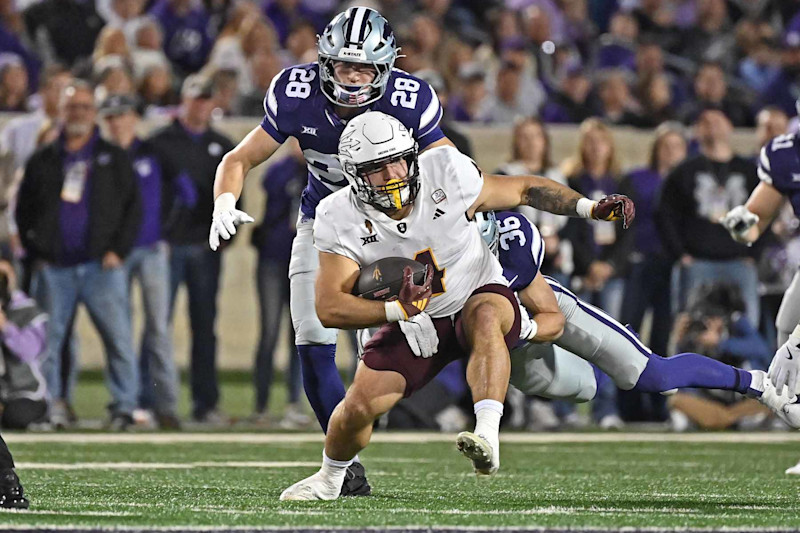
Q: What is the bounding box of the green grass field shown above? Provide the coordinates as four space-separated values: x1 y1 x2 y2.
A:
0 432 799 531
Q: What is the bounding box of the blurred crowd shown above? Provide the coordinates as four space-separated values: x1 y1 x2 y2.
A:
0 1 800 124
0 0 799 432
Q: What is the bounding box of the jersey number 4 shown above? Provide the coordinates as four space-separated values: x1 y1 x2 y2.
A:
414 248 445 296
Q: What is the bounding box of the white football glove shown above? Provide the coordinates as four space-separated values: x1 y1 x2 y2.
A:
399 312 439 358
769 336 800 396
209 192 254 251
720 205 759 243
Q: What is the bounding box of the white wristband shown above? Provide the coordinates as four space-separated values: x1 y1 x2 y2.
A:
526 318 539 341
576 198 596 219
385 301 407 323
214 192 237 211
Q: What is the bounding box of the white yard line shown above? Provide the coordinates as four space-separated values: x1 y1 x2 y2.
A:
4 432 800 445
14 461 320 470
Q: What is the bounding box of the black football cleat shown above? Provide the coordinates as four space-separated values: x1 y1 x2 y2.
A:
340 461 371 497
0 469 29 509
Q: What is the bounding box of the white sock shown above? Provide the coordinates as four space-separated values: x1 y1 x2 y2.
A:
473 399 503 452
320 450 352 487
353 454 360 464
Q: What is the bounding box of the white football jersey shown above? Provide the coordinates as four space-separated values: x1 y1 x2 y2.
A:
314 145 507 319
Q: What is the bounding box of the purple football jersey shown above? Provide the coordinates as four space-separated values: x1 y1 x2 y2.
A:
259 62 445 218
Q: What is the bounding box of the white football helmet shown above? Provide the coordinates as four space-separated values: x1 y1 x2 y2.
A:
339 111 419 211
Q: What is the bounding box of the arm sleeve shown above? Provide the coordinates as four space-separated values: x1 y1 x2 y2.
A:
260 69 290 144
312 208 358 263
446 148 484 212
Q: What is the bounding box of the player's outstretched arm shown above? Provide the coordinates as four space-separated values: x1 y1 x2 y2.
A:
209 126 281 250
721 182 784 244
468 174 635 228
517 272 565 342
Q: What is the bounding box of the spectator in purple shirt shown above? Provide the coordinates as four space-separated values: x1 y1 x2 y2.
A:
148 0 214 76
99 93 180 430
15 81 142 431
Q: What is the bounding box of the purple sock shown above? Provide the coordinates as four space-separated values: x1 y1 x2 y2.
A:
297 344 346 433
635 353 752 395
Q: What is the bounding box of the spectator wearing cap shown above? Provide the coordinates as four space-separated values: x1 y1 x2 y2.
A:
759 14 800 117
679 62 753 127
0 55 28 112
15 81 142 430
655 109 760 326
148 74 234 425
147 0 214 76
99 94 181 429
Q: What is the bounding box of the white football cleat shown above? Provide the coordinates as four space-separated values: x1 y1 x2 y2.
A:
786 461 800 475
279 471 342 501
456 432 498 476
753 371 800 430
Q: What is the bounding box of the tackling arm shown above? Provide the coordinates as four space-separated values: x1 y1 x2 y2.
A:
468 174 635 227
209 126 282 250
518 272 566 342
213 126 282 200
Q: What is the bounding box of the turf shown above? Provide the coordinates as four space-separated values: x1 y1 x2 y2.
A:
0 433 799 531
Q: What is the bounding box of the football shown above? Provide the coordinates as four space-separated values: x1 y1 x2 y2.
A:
353 257 427 301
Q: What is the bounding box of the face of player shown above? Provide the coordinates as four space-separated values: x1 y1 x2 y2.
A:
333 61 377 86
364 158 408 188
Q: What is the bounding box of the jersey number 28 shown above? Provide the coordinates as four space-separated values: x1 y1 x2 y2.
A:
285 68 316 99
390 78 420 109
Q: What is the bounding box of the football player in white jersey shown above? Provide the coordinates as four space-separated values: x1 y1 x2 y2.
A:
279 111 634 501
210 7 633 496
